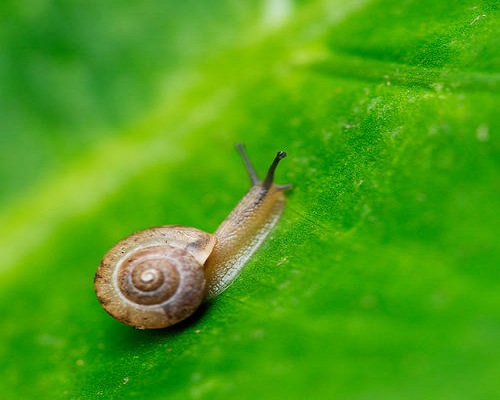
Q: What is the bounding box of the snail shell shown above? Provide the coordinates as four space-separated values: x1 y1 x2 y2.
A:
95 145 290 329
95 226 216 329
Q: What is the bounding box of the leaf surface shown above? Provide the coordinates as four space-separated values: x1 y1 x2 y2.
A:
0 1 498 399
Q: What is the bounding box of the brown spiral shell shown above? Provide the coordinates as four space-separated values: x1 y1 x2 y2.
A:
94 226 216 329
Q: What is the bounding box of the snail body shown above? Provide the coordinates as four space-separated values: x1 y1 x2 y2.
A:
94 145 289 329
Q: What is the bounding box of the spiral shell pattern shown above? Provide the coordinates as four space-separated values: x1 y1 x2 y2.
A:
117 246 182 306
95 226 215 329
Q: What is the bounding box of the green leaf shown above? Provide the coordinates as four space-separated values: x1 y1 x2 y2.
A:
1 0 498 399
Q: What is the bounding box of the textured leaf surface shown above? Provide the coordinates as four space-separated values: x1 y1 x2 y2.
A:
1 1 498 399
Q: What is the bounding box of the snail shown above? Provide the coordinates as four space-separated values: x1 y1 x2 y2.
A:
94 144 290 329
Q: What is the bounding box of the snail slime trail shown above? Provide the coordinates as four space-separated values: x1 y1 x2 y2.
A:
94 145 290 329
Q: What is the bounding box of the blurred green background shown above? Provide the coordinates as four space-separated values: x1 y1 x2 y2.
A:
0 0 498 399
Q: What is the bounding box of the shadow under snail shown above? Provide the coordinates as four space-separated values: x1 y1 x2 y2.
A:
94 144 290 329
